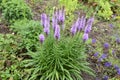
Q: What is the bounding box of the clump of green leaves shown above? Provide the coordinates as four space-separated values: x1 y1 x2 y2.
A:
10 19 43 52
59 0 78 15
22 31 94 80
1 0 32 23
96 0 113 20
0 34 18 54
0 60 23 80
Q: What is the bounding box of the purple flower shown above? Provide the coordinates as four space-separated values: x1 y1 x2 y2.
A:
70 23 77 35
52 14 57 31
114 65 119 70
116 38 120 44
76 17 81 31
103 43 110 49
104 62 112 67
54 25 60 40
53 8 65 30
39 34 45 43
44 27 50 35
82 33 89 42
77 16 86 31
77 17 83 31
103 76 109 80
117 69 120 75
92 38 96 44
81 16 86 31
58 8 65 25
101 54 107 59
93 52 99 57
84 17 94 33
41 13 47 28
109 24 114 28
98 54 107 61
84 26 91 33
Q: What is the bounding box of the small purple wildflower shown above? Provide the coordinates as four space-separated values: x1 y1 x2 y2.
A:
117 69 120 75
116 38 120 44
101 54 107 59
93 52 99 57
112 50 116 57
103 43 110 49
109 24 114 28
98 54 107 62
39 34 45 43
54 25 60 40
92 38 96 44
114 65 119 70
82 33 89 42
104 62 112 67
103 76 109 80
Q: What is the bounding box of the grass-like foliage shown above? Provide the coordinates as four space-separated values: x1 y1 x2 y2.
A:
23 31 95 80
1 0 32 23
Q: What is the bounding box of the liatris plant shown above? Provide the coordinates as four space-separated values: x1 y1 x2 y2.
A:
22 10 95 80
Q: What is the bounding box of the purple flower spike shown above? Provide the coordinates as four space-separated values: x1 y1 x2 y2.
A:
93 52 99 57
81 16 86 30
44 27 50 35
116 38 120 44
103 76 109 80
39 34 45 43
92 38 96 44
52 15 57 31
70 23 77 35
104 62 112 67
58 8 65 25
41 13 47 28
83 33 89 42
84 17 94 33
54 25 60 40
77 17 82 31
84 27 91 33
104 43 110 49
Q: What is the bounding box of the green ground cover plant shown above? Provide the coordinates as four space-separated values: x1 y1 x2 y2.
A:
10 19 43 52
1 0 32 23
